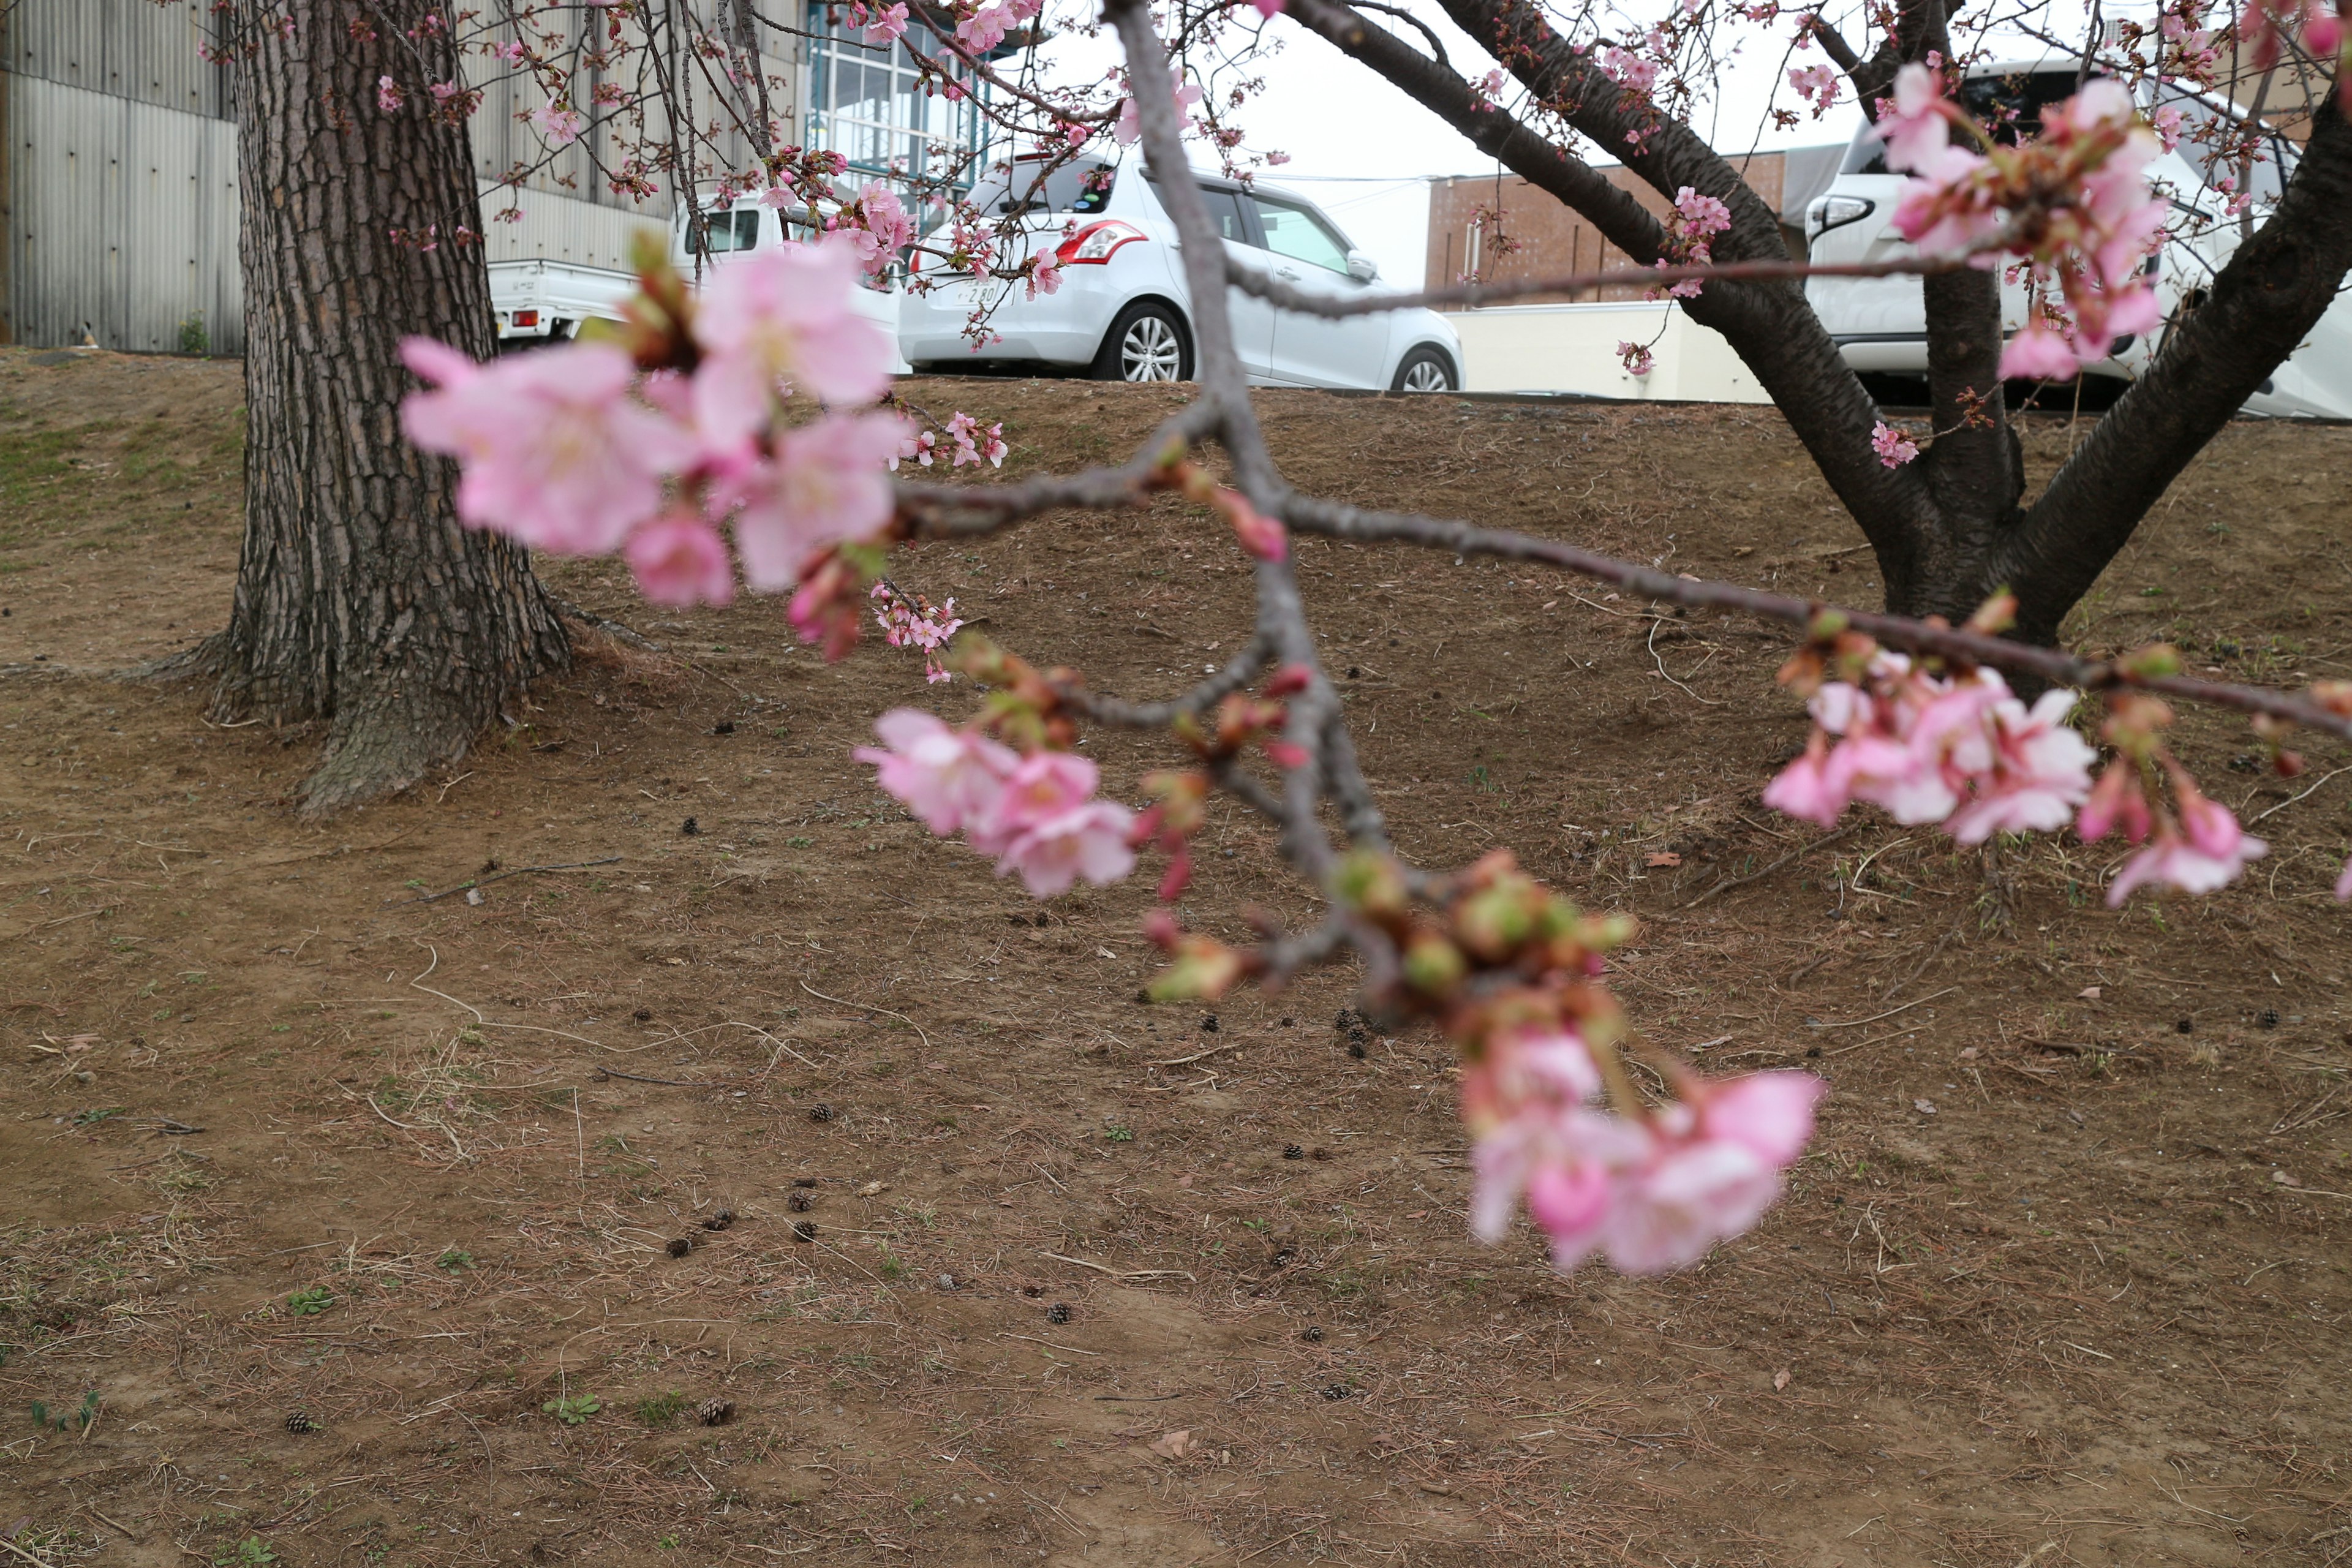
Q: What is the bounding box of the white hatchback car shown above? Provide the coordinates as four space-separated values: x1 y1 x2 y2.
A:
1803 60 2352 417
898 153 1464 391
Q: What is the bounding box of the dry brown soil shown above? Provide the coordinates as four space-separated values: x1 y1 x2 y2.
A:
2 347 2350 1568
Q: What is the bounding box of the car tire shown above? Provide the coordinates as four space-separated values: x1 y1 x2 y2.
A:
1091 301 1192 383
1391 346 1457 393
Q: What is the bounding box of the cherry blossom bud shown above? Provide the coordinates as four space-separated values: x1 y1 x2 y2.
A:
1402 932 1468 998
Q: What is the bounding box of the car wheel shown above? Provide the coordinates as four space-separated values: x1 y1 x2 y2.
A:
1092 301 1191 383
1391 347 1457 393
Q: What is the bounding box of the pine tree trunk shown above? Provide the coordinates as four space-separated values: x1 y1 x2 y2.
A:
204 0 567 814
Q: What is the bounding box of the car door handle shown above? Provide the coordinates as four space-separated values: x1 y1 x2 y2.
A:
1275 267 1300 281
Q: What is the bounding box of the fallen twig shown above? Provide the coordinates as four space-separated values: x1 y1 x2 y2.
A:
1149 1039 1243 1067
1683 825 1863 910
799 979 930 1050
591 1066 743 1088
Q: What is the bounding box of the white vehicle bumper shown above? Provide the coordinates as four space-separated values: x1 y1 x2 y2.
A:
899 266 1125 368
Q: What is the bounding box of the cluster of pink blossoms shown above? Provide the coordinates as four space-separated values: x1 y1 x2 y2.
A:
954 0 1042 56
2084 760 2267 902
1467 1025 1823 1273
846 1 909 45
1616 340 1657 377
869 582 965 684
1876 65 2166 378
401 238 907 616
829 184 914 278
2237 0 2346 67
1870 420 1920 467
1787 63 1841 116
1113 67 1203 145
1651 187 1732 300
1765 654 2097 843
1762 652 2282 905
857 711 1137 896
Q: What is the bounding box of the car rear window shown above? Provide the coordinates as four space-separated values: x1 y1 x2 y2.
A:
977 159 1116 216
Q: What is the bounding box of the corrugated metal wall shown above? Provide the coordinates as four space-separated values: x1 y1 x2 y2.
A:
1 0 799 351
5 74 241 352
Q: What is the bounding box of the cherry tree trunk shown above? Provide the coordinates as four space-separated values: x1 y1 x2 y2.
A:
204 0 567 813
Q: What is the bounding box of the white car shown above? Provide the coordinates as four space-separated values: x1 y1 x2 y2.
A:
898 153 1464 391
1803 60 2352 417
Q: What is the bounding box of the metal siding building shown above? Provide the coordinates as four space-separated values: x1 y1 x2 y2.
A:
2 1 798 351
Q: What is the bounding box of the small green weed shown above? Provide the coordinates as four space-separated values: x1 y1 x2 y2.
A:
435 1249 475 1272
543 1393 600 1425
213 1537 277 1567
29 1390 100 1433
72 1106 126 1128
285 1286 334 1317
635 1390 687 1427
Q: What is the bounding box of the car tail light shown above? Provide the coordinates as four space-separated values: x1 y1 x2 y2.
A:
1056 219 1145 265
1807 195 1874 236
511 309 540 329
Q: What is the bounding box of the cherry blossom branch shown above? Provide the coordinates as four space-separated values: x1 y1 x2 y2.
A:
891 401 1222 535
1274 493 2352 741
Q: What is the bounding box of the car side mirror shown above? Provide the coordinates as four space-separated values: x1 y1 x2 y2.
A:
1346 250 1379 283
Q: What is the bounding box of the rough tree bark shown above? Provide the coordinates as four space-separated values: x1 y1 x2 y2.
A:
195 0 568 813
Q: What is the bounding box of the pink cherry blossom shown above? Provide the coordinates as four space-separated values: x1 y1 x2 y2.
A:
834 184 913 277
399 337 691 554
1113 68 1202 145
529 102 584 146
624 514 735 607
2334 854 2352 902
856 709 1019 836
2106 822 2266 903
2001 323 2081 379
1697 1071 1824 1166
1616 341 1656 377
2076 759 2154 844
1788 63 1840 115
1473 1084 1823 1274
723 411 910 590
993 799 1139 897
1250 0 1287 17
956 0 1010 52
862 1 909 44
689 240 895 454
1941 688 2097 843
1871 421 1920 467
1027 254 1063 299
969 751 1101 855
377 75 405 113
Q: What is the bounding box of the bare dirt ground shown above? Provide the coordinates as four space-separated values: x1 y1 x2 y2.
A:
1 345 2348 1568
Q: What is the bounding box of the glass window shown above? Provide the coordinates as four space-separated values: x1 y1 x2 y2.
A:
2153 86 2291 205
1197 186 1253 244
972 159 1116 216
685 207 761 254
1252 194 1350 273
805 2 986 190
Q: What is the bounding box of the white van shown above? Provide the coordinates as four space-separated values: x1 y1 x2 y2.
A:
1801 60 2352 417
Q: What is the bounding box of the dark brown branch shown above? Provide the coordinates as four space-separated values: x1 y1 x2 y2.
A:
1276 494 2352 742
